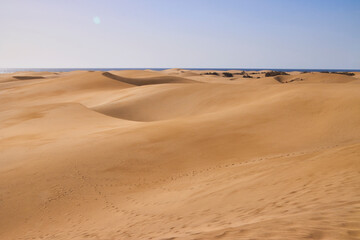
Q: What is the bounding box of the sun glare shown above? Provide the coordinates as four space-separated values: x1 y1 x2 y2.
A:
93 16 101 24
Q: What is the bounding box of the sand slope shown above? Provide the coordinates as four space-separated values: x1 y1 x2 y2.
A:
0 70 359 240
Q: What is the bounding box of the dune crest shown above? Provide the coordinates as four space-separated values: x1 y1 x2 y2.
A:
102 71 199 86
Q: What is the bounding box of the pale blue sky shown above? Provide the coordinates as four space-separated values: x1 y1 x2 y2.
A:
1 0 359 69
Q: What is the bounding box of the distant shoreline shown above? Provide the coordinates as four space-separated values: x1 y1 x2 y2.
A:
1 68 360 74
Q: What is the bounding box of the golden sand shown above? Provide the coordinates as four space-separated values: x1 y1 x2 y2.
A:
1 69 359 240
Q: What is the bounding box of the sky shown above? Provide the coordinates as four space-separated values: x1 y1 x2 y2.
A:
0 0 359 69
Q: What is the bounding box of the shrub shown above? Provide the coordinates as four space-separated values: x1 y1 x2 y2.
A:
203 72 219 76
233 71 246 75
320 71 354 76
243 74 253 78
223 72 233 77
265 71 289 77
332 72 355 76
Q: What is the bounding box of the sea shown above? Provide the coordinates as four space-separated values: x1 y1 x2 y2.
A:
1 68 359 74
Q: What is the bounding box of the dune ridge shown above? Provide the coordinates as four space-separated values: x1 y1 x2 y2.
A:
102 71 199 86
0 69 359 240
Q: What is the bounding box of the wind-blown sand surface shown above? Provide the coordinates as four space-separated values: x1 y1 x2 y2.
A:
1 69 360 240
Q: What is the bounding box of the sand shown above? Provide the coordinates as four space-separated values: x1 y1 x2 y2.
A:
0 69 359 240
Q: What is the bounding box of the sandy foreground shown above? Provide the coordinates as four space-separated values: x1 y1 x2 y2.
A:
0 69 360 240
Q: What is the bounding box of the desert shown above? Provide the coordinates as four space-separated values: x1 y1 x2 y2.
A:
0 69 360 239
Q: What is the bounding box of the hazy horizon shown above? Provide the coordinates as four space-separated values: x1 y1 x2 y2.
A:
1 0 359 69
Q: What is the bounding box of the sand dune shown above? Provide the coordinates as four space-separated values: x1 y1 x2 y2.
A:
103 71 199 86
0 70 359 240
12 76 46 80
274 72 358 84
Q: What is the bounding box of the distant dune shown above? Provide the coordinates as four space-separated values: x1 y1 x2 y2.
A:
102 71 199 86
0 70 359 240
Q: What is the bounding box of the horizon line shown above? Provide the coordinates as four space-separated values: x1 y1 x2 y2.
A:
1 67 360 70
